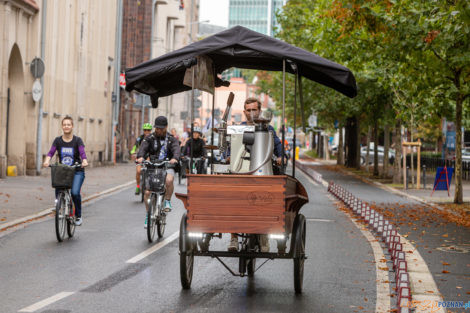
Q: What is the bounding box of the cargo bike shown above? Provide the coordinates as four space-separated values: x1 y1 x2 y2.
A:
125 26 357 293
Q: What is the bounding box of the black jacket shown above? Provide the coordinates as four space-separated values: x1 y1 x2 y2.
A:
137 133 180 160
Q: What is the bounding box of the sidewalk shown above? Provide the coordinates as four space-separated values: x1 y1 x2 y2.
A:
301 154 470 205
0 163 136 229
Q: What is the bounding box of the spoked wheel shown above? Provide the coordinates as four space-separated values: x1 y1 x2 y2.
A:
247 235 259 277
55 194 67 242
293 214 306 294
156 194 166 238
67 204 76 238
179 214 194 289
147 193 157 242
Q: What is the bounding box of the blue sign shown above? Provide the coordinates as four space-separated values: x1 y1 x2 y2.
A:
446 131 456 150
433 167 453 191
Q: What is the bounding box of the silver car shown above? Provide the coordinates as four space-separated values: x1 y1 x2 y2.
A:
360 145 395 165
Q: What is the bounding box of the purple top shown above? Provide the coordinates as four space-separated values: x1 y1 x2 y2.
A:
47 136 87 168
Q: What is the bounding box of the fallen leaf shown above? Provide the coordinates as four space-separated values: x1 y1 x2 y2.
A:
456 286 462 289
442 234 449 237
426 290 434 293
379 267 388 271
442 262 450 266
442 270 450 274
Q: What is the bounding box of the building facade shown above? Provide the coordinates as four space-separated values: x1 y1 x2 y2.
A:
228 0 285 36
117 0 199 160
0 0 118 177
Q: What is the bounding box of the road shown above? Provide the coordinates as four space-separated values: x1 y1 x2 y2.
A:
0 168 415 313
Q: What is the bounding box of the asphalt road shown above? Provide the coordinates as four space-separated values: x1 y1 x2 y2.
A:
1 170 383 313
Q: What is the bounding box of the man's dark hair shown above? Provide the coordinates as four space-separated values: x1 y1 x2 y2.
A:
244 97 261 110
61 116 74 126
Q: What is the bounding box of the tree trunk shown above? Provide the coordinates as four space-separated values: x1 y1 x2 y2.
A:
393 121 402 184
338 125 344 165
356 116 361 170
366 126 371 172
373 120 379 176
383 103 390 178
345 116 359 168
454 92 463 203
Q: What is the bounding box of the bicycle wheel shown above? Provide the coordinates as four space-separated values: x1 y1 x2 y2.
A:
179 214 194 289
55 193 67 242
156 194 166 238
293 214 306 294
147 193 157 242
67 202 76 238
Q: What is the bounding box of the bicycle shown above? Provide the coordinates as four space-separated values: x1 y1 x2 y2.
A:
49 163 82 242
141 159 171 242
181 157 206 176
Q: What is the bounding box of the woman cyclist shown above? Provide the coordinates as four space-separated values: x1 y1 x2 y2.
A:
43 116 88 226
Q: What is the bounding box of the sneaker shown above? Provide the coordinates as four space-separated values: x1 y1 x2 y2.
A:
135 187 140 195
163 200 172 213
260 235 270 252
75 217 83 226
144 216 148 229
228 237 238 252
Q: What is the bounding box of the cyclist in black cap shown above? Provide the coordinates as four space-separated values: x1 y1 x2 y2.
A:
136 116 180 227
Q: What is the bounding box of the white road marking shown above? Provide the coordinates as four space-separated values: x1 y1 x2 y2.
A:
126 231 180 263
306 218 335 222
18 291 75 312
400 237 444 313
1 180 135 232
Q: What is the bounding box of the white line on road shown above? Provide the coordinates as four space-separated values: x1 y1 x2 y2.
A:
18 291 75 312
126 231 180 263
1 180 134 233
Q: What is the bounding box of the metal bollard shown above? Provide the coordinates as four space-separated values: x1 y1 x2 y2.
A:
422 165 426 189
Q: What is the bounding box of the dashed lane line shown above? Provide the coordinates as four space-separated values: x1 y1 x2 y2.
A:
18 291 75 312
126 231 180 263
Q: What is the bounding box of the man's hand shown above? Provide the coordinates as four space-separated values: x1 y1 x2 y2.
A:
276 157 282 165
43 161 50 168
170 158 178 164
136 157 144 164
82 159 89 167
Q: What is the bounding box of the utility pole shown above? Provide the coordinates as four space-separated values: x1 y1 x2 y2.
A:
111 0 123 163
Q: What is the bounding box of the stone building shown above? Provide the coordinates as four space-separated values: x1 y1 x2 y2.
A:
118 0 199 159
0 0 118 177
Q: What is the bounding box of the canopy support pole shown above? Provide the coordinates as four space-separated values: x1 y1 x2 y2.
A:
210 65 216 174
298 75 306 133
292 70 298 178
281 59 286 174
190 67 195 171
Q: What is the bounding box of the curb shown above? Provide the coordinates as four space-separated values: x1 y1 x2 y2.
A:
0 180 134 232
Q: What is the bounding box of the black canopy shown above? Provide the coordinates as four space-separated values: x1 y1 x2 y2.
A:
125 25 357 99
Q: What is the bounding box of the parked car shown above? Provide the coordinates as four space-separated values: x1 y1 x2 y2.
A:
360 144 395 165
462 149 470 161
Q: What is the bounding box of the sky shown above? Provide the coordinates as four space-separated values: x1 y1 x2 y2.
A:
199 0 229 27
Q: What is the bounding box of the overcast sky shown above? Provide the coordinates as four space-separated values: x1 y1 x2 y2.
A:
199 0 229 27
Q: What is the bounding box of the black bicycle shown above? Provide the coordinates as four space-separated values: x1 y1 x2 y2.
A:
141 159 171 242
50 163 82 242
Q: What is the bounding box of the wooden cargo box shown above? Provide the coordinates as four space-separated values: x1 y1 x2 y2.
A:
176 174 308 234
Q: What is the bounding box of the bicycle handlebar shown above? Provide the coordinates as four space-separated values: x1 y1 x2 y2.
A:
49 162 82 168
136 160 171 167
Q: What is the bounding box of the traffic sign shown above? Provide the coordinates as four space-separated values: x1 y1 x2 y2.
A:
308 114 317 127
120 73 126 88
32 79 42 102
30 57 45 78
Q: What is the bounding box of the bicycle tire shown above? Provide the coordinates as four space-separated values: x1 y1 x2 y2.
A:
147 193 157 242
67 202 76 238
55 193 67 242
156 194 166 238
